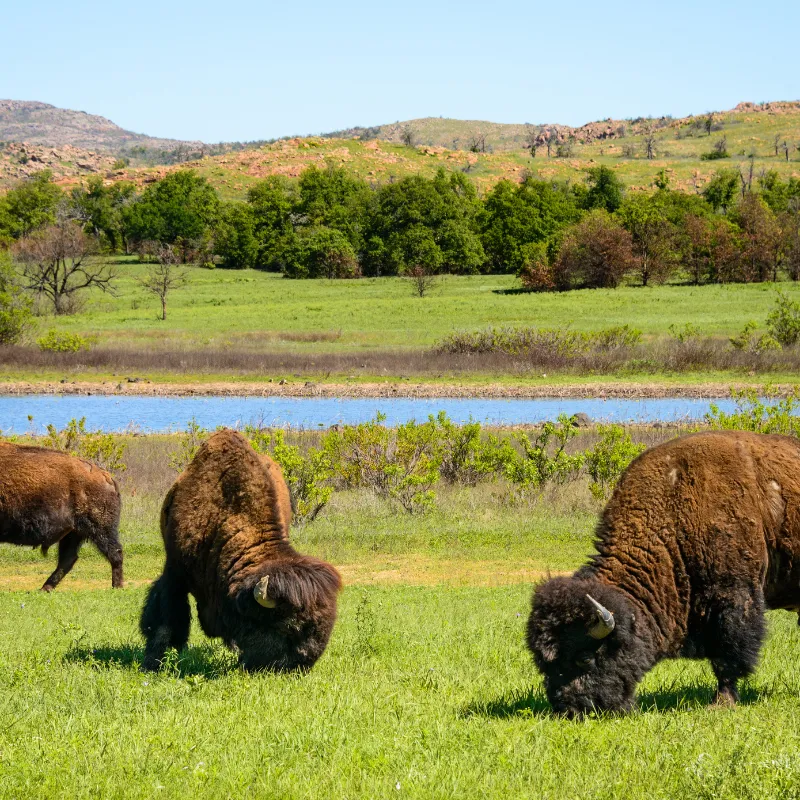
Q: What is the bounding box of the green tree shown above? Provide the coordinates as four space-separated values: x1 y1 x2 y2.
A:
122 170 219 258
0 171 62 239
214 202 258 269
618 193 677 286
246 176 297 270
284 227 359 279
363 169 482 276
0 251 33 344
703 169 739 213
479 177 581 273
580 166 624 213
70 177 136 252
296 164 371 251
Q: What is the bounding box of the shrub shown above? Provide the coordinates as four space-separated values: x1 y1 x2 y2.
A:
729 322 781 353
503 415 584 499
431 412 512 486
44 417 127 476
552 210 636 289
584 425 646 500
324 414 441 513
704 386 800 436
36 329 91 353
766 290 800 346
244 426 334 524
168 418 208 472
668 322 702 342
0 252 33 344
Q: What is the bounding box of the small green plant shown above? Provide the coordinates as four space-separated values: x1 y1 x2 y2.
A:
503 415 584 499
704 386 800 436
324 414 441 513
36 329 91 353
431 412 511 486
668 322 702 342
44 417 127 476
729 321 780 353
766 290 800 347
245 426 335 524
583 425 646 500
168 418 208 472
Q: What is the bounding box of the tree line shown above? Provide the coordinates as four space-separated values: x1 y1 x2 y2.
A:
0 163 799 291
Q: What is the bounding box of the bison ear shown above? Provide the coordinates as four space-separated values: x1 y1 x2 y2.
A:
254 575 277 609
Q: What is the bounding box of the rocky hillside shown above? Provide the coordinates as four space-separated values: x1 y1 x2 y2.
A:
0 100 201 153
324 101 800 152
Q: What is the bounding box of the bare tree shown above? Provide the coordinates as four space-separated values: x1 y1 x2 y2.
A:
704 114 714 136
406 265 437 298
525 126 539 158
784 141 791 162
739 155 756 197
774 134 782 156
136 244 189 320
14 220 116 314
468 133 486 153
643 125 657 160
400 127 417 147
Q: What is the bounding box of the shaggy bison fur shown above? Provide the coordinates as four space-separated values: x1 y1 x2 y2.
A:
0 441 123 590
528 430 800 716
140 430 341 672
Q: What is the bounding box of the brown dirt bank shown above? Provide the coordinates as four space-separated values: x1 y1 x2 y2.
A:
0 379 793 399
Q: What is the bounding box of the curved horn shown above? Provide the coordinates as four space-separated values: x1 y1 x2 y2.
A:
586 594 615 639
254 575 277 608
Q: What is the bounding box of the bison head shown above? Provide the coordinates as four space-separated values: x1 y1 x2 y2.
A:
226 558 341 673
527 576 654 717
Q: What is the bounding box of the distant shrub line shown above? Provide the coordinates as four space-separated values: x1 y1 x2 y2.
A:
4 388 796 523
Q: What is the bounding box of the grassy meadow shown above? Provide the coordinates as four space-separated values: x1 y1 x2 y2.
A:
6 264 800 388
3 434 800 797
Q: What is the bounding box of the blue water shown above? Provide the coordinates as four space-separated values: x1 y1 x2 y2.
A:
0 394 736 433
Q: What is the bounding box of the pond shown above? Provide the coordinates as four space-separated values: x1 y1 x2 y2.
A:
0 394 738 434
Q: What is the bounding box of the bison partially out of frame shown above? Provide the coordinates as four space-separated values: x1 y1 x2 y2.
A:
140 429 341 672
0 442 123 590
528 430 800 717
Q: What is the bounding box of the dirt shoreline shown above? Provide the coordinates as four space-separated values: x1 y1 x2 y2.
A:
0 379 788 399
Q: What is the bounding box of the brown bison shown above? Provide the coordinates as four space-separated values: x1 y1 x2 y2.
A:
528 430 800 717
0 442 123 591
140 429 341 672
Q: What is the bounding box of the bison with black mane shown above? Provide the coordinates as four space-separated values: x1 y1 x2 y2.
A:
140 429 341 672
528 430 800 717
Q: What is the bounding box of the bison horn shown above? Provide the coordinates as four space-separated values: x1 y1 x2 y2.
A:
586 594 615 639
254 575 277 608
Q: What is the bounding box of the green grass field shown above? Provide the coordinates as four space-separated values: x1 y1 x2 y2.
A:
8 264 800 388
3 471 800 798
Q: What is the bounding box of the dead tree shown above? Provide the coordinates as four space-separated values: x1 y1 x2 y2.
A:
14 220 115 314
468 133 486 154
136 244 189 321
774 134 782 156
643 125 657 160
405 265 436 298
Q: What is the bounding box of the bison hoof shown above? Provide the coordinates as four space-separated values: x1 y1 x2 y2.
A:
40 584 55 593
712 687 739 707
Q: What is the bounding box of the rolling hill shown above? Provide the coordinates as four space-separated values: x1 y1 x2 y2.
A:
0 99 799 196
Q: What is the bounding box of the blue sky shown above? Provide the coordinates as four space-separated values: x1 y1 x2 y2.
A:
2 0 798 143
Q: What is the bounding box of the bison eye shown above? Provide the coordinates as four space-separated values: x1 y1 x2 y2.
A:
575 654 595 670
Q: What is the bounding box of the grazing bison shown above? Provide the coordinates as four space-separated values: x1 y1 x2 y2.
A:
527 430 800 717
0 442 123 591
140 429 341 672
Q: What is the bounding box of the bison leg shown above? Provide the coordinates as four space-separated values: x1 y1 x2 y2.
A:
140 564 191 671
708 589 766 706
41 532 82 592
93 530 124 589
